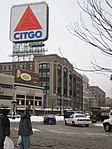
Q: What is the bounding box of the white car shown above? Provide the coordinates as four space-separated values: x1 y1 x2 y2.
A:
103 110 112 132
65 113 92 127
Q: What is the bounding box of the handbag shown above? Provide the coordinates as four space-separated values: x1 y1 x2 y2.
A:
17 135 22 148
3 136 14 149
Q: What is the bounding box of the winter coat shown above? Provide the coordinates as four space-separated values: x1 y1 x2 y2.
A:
18 113 33 136
0 115 10 139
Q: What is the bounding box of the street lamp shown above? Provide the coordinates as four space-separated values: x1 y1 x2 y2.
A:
11 100 17 119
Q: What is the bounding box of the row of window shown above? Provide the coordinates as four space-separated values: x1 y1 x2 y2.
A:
39 63 50 69
0 95 13 100
39 72 50 78
0 64 33 71
57 99 72 107
0 83 13 89
16 94 42 100
17 99 42 106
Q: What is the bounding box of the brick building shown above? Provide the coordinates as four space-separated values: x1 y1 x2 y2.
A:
0 54 83 111
89 86 106 108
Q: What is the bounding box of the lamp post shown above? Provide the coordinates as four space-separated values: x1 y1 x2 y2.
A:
11 100 17 119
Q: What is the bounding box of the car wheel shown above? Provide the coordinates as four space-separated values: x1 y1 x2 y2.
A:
104 123 111 132
72 121 75 126
65 120 68 125
85 124 89 127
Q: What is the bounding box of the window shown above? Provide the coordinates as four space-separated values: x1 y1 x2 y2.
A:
46 72 50 77
39 64 43 69
39 101 42 106
23 64 26 69
39 63 50 69
18 64 23 68
3 66 6 70
0 83 13 89
43 72 47 77
35 101 37 106
30 100 33 105
43 64 47 69
35 96 42 100
26 95 33 99
43 81 47 87
29 64 33 70
0 95 12 100
16 94 25 98
57 99 61 106
21 100 25 105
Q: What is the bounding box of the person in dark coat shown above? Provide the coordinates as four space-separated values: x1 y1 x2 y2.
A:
18 107 33 149
0 109 10 149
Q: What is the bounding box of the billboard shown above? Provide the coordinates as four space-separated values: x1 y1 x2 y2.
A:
10 2 49 43
14 69 39 86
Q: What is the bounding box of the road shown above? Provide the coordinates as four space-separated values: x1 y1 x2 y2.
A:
11 121 112 149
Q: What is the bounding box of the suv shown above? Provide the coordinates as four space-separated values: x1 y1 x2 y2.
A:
103 110 112 132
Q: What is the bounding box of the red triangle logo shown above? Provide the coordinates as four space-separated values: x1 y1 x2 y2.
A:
14 5 42 31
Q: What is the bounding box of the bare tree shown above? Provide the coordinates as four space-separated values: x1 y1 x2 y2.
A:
68 0 112 74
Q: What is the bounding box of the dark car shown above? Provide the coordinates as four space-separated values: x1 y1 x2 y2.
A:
43 114 56 125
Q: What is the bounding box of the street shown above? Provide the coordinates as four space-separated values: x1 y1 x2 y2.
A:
11 121 112 149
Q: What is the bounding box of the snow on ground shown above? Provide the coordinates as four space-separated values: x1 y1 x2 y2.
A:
10 116 64 132
10 115 64 122
92 122 103 127
10 115 103 127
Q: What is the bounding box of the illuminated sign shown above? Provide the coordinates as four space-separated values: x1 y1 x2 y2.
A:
10 3 49 42
14 69 39 86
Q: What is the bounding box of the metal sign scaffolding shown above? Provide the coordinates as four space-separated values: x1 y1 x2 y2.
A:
10 42 47 61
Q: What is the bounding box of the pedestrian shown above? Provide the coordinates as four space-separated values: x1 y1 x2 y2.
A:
0 109 10 149
18 107 33 149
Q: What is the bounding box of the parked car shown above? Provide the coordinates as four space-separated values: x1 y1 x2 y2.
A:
64 110 83 119
64 113 92 127
103 110 112 132
43 114 56 125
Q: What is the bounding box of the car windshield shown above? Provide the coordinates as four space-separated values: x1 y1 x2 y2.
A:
45 115 54 118
75 114 86 118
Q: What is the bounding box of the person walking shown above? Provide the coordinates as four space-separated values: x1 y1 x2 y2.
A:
18 107 33 149
0 109 10 149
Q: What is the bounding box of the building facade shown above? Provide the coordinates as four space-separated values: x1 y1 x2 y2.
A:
89 86 106 108
14 83 44 114
105 97 112 108
0 73 14 108
0 54 83 111
82 75 90 112
0 73 44 114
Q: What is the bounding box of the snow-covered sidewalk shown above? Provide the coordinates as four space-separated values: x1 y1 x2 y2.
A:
10 115 64 122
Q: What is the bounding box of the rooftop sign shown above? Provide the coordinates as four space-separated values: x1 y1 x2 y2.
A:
10 2 49 43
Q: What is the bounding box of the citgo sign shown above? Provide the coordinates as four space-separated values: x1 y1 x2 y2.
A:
10 3 49 42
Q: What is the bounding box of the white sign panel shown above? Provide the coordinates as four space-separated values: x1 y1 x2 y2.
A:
10 3 49 42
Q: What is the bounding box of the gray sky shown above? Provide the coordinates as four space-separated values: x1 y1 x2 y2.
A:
0 0 112 97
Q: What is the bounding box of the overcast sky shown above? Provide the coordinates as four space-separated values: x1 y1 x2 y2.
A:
0 0 112 97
